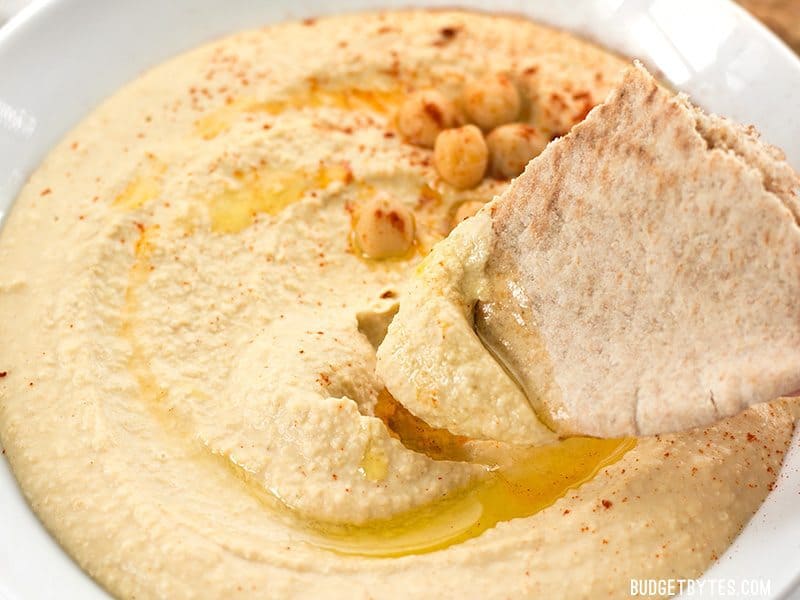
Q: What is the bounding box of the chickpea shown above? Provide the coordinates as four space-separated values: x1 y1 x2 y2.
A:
433 125 488 190
462 73 521 131
453 200 485 227
354 195 415 260
396 90 461 148
486 123 547 179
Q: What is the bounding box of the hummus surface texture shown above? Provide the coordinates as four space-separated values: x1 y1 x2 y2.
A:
0 10 797 600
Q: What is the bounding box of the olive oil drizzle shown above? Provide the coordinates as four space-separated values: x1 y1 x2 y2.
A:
304 435 635 558
118 165 635 563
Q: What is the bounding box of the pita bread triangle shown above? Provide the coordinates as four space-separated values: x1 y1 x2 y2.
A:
478 63 800 437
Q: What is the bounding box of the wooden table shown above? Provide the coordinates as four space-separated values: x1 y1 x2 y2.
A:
738 0 800 53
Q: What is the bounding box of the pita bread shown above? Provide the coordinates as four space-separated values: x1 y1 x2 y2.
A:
376 211 558 445
480 63 800 437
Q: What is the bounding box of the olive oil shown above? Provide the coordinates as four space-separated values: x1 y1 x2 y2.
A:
307 435 634 558
195 87 402 140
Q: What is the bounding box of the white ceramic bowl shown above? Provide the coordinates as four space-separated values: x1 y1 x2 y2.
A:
1 1 799 598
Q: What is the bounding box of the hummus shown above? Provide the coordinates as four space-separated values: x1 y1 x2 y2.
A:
0 10 796 600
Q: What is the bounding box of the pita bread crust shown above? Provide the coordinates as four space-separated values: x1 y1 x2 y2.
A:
486 64 800 437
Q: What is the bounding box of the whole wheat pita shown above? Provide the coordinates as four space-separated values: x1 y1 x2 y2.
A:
378 64 800 441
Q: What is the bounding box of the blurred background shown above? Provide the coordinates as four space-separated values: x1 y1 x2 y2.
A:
738 0 800 52
0 0 798 52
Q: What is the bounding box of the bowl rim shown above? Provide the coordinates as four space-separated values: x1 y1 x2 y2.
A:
0 1 799 599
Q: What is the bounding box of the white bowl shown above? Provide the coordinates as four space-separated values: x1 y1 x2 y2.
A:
0 1 798 598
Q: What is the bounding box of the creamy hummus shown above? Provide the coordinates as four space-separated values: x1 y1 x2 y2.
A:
0 10 796 600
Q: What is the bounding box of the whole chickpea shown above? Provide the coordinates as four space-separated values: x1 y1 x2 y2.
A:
433 125 488 190
462 73 521 131
396 90 461 148
486 123 548 179
354 195 415 260
453 200 485 227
